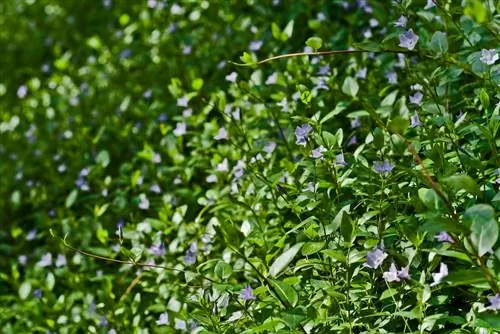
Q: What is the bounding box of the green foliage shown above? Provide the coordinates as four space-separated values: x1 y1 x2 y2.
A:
1 0 500 333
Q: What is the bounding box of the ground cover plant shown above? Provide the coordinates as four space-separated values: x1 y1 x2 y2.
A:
0 0 499 333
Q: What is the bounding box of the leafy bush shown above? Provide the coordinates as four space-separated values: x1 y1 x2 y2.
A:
1 0 499 333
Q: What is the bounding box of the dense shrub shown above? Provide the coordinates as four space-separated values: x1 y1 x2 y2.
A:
1 0 499 333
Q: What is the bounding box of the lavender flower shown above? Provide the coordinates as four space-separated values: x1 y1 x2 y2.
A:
225 72 238 83
394 15 407 28
26 229 37 241
138 195 150 210
311 146 327 159
431 262 448 286
156 312 169 325
410 112 422 128
480 49 499 65
383 263 400 282
214 127 228 140
397 266 410 280
365 248 387 269
150 184 161 194
149 242 166 257
348 136 358 146
356 67 367 80
277 97 289 112
55 254 67 267
351 117 361 129
295 124 313 146
436 231 453 243
374 160 395 175
173 122 187 136
206 174 218 183
249 40 263 51
399 29 419 51
486 294 500 311
184 242 198 265
216 158 229 172
99 316 108 327
240 285 256 301
335 153 348 167
18 255 28 266
37 253 52 267
424 0 436 9
386 72 398 84
175 319 187 330
409 91 423 105
17 85 28 99
317 64 331 76
265 72 278 85
177 95 189 107
263 141 277 154
33 289 43 299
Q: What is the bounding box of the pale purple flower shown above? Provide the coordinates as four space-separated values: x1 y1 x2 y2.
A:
265 72 278 85
383 263 400 282
436 231 453 243
409 91 423 105
225 72 238 83
152 153 161 163
17 85 28 99
277 97 289 112
231 108 240 120
369 18 379 28
184 242 198 265
19 255 28 266
37 253 52 267
263 141 276 154
108 329 117 334
183 45 192 55
386 72 398 84
240 285 256 300
317 64 330 76
138 195 150 210
147 0 157 8
55 254 67 267
365 248 387 269
149 242 166 257
397 266 410 280
173 122 187 136
217 158 229 172
335 153 348 167
206 174 218 183
399 29 419 51
157 312 169 325
311 146 327 159
431 262 448 286
99 316 108 327
215 127 228 140
33 289 43 299
411 83 423 91
480 49 499 65
348 136 358 146
394 15 407 28
170 4 183 15
315 79 329 90
424 0 436 10
119 48 132 59
26 229 37 241
356 67 367 79
486 294 500 311
351 117 361 129
175 319 187 330
374 160 395 175
249 40 263 51
410 112 422 128
150 184 161 194
295 124 313 146
317 12 326 21
363 29 373 39
157 113 167 122
177 96 189 107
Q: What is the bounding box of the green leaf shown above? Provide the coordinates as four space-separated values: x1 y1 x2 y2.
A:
96 150 110 167
480 88 490 109
214 261 233 280
305 37 322 50
65 190 78 208
46 272 55 291
464 204 498 256
300 90 312 105
271 23 281 40
301 242 325 256
340 212 354 244
464 0 488 23
442 174 479 195
19 282 32 300
281 307 307 329
445 268 488 286
428 31 448 55
418 188 445 211
388 116 409 134
269 279 299 307
419 216 467 235
352 41 381 52
268 243 303 278
342 76 359 97
283 20 294 39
